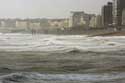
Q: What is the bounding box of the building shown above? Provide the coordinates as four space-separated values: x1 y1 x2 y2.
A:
0 19 16 28
69 12 84 27
102 2 113 27
89 15 102 28
69 11 92 28
89 15 96 28
48 19 69 30
0 21 6 27
40 19 50 28
113 0 125 27
15 20 29 30
29 22 41 30
62 19 69 28
122 9 125 25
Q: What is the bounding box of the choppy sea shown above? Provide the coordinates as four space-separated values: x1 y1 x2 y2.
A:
0 33 125 83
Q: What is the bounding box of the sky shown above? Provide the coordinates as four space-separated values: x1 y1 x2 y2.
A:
0 0 112 18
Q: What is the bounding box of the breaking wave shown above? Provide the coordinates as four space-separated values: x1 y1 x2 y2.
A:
0 72 125 83
0 33 125 52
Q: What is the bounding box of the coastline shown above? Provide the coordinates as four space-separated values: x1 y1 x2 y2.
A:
0 27 118 36
95 31 125 36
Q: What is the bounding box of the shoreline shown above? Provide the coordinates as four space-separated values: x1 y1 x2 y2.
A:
95 31 125 36
0 27 119 36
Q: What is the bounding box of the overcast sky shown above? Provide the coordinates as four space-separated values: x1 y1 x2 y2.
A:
0 0 112 18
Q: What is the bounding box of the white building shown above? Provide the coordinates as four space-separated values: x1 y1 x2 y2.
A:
0 21 6 27
16 20 28 30
69 11 93 28
89 16 96 28
48 19 69 30
29 22 41 30
89 15 102 28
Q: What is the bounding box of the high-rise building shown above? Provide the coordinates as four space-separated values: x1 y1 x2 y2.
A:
69 11 93 28
102 2 113 27
122 9 125 25
89 15 102 28
69 11 85 27
113 0 125 27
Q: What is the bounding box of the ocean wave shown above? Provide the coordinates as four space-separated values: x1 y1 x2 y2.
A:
0 33 125 52
0 72 125 83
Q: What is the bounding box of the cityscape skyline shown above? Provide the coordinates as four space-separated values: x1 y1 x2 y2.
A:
0 0 112 18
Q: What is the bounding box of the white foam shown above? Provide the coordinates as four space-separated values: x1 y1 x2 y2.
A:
0 72 125 82
0 33 125 52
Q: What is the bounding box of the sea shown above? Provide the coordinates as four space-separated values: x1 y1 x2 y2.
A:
0 33 125 83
